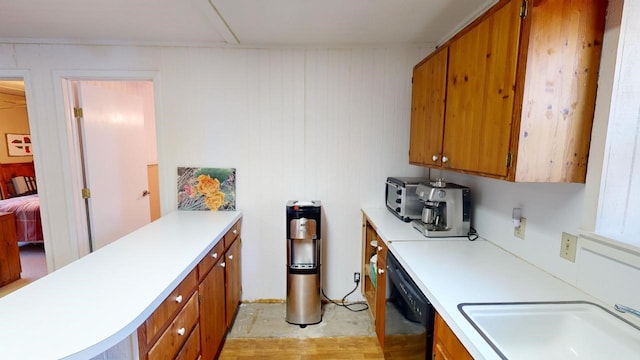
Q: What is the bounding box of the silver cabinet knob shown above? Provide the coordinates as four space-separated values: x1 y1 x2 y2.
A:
432 155 439 162
442 156 449 163
175 295 183 303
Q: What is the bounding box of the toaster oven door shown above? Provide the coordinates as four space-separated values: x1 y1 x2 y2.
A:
386 181 402 213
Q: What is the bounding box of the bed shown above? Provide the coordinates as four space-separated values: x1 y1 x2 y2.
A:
0 194 43 243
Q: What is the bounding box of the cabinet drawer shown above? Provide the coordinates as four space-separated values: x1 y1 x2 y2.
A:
175 323 201 360
224 220 241 247
148 292 199 360
198 240 225 280
144 268 198 345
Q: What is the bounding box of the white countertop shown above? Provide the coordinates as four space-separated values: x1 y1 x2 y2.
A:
362 208 602 360
0 210 241 360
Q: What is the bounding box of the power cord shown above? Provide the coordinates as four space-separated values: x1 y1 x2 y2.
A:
321 280 369 312
467 226 479 241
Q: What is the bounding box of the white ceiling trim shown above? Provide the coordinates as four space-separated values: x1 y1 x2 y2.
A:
199 0 239 45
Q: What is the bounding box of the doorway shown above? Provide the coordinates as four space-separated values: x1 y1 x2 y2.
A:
65 80 160 253
0 79 47 293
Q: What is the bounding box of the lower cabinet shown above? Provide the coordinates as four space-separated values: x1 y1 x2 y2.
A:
361 214 387 349
224 238 242 328
433 312 473 360
199 256 226 360
138 219 242 360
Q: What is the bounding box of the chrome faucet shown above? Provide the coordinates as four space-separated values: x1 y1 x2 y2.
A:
614 304 640 319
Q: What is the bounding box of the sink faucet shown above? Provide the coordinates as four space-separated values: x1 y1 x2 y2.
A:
614 304 640 319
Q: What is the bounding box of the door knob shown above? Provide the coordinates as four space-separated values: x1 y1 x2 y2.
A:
442 156 449 163
432 155 439 162
142 190 150 197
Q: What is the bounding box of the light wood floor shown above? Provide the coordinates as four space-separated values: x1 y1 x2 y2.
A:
218 336 385 360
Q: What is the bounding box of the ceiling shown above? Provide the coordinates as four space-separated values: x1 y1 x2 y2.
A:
0 0 496 47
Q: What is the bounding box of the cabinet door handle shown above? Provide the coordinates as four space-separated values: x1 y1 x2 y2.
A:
228 254 234 260
378 268 385 275
220 262 226 268
442 156 449 163
377 246 382 251
175 295 183 304
233 229 238 235
432 155 439 162
177 327 186 336
211 252 218 259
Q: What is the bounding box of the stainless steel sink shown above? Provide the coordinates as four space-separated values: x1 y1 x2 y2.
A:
458 301 640 359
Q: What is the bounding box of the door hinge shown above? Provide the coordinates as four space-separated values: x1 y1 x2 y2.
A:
506 152 513 168
520 0 528 18
81 188 91 199
73 107 84 118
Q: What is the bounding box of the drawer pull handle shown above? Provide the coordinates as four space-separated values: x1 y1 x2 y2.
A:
177 327 186 336
378 268 385 275
211 252 218 259
228 254 234 260
233 229 238 235
175 295 183 304
221 262 226 268
377 246 382 251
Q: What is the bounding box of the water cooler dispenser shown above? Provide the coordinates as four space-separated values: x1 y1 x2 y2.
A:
286 200 322 327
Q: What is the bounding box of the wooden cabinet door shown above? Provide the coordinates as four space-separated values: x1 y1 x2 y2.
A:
443 0 522 176
0 213 21 286
374 241 387 348
225 238 242 327
199 260 226 360
409 48 448 166
433 312 472 360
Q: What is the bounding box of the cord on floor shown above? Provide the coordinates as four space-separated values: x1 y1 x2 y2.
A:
321 281 369 312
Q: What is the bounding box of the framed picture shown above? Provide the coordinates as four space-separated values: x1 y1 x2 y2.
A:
6 133 32 156
177 167 236 211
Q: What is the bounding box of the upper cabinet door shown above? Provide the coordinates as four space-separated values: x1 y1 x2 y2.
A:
442 0 522 176
409 48 448 167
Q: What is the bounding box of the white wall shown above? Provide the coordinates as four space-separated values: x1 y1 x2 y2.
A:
158 47 430 299
0 43 429 300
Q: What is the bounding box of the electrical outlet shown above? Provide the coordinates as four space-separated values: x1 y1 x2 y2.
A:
354 272 361 283
514 217 526 239
560 232 578 262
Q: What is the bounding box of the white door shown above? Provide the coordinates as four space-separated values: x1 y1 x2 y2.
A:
77 82 150 250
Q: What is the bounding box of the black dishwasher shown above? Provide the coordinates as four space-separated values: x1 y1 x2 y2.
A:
384 251 435 359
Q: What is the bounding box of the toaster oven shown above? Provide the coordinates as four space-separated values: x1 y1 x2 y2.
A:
385 177 428 222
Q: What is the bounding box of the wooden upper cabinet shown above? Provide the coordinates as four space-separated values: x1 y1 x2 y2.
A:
444 0 521 176
409 47 448 166
512 0 608 182
408 0 607 183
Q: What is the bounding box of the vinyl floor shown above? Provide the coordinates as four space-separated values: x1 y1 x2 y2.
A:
220 302 384 359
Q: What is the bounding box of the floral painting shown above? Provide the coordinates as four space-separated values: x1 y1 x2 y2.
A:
177 167 236 211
